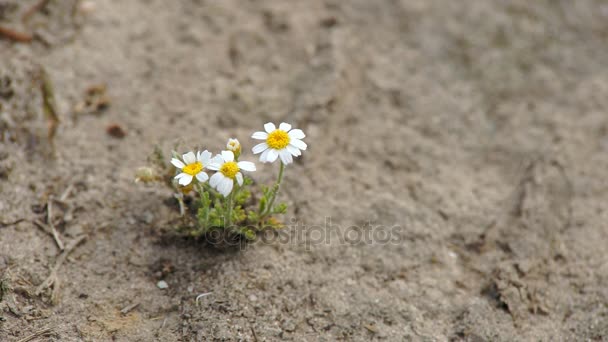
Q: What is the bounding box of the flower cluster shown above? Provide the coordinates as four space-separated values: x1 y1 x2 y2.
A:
160 122 306 239
171 149 256 197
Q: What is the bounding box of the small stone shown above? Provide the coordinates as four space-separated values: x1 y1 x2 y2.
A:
157 280 168 289
141 210 154 224
248 294 258 302
78 0 96 15
282 320 296 332
65 224 85 237
106 124 126 139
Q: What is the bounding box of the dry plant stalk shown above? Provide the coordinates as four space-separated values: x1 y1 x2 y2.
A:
35 235 87 303
0 25 33 42
39 68 60 144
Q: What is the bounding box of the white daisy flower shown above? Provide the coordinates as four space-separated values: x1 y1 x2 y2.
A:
171 151 212 186
226 138 241 156
251 122 306 165
207 151 256 197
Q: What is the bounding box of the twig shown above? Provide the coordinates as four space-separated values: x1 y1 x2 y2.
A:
50 275 61 305
35 235 87 297
120 302 140 315
156 317 167 335
33 219 64 251
251 326 258 342
60 184 74 201
22 0 51 22
0 219 25 228
0 25 33 42
47 196 65 250
16 327 54 342
195 292 212 305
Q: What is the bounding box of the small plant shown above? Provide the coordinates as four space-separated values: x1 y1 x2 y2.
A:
137 122 307 242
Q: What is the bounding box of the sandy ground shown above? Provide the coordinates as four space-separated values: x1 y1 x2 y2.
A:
1 0 608 340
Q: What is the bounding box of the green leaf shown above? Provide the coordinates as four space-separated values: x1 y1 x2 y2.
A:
272 202 287 214
239 227 256 240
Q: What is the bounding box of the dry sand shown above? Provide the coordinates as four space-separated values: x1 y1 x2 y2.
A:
1 0 608 340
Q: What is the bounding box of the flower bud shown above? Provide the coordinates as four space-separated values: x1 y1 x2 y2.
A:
226 138 241 159
135 167 159 183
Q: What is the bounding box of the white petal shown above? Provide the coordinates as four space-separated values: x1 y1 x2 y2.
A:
260 149 270 163
171 158 185 169
201 150 213 163
289 138 307 150
267 149 279 163
264 122 276 133
178 174 193 186
236 172 243 186
288 129 305 139
210 172 223 187
174 172 187 180
221 150 234 162
286 145 301 157
224 179 234 195
196 172 209 182
279 122 292 132
279 149 293 165
183 152 196 164
198 150 212 165
252 142 268 154
227 138 239 148
252 131 268 140
238 161 256 171
207 162 221 171
219 178 233 197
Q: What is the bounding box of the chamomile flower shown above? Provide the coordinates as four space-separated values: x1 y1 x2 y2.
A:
208 151 256 197
251 122 306 165
226 138 241 157
171 151 212 186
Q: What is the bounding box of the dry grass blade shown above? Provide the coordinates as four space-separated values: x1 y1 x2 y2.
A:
22 0 51 22
16 327 54 342
39 68 60 145
0 219 25 228
35 235 87 298
33 219 65 251
47 196 65 250
120 302 140 315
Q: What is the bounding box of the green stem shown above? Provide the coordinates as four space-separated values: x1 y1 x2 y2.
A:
226 182 235 228
261 162 285 219
197 184 210 227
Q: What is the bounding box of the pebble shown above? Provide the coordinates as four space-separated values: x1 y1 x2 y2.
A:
282 320 296 332
157 280 169 289
142 210 154 224
78 1 96 15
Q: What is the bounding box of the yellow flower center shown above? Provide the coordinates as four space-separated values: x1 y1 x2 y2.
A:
183 162 203 176
220 161 239 179
266 130 290 150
